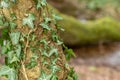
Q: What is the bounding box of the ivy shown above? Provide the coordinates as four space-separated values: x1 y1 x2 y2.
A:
0 28 9 45
26 54 39 69
66 68 78 80
52 14 63 21
9 21 17 29
50 75 58 80
0 0 10 8
0 0 77 80
35 0 47 9
37 71 52 80
49 47 58 57
63 45 76 61
22 13 35 29
9 32 20 45
15 44 22 58
0 66 17 80
11 0 16 3
40 22 51 30
0 0 16 8
51 31 63 45
0 14 9 27
48 64 61 74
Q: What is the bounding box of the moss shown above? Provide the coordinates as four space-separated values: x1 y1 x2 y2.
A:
58 13 120 46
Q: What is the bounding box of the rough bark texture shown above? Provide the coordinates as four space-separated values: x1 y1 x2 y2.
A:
0 0 68 80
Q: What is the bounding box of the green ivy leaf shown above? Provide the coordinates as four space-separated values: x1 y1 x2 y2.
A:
9 32 20 45
1 41 11 54
0 1 10 8
36 0 47 9
37 71 52 80
0 14 4 26
0 66 17 80
41 0 47 6
26 54 38 69
40 23 51 30
1 46 7 54
9 22 17 29
49 47 58 57
0 14 9 28
66 68 78 80
10 54 19 63
23 13 35 29
40 49 48 57
15 44 21 58
48 65 60 74
11 0 17 3
52 31 63 45
10 13 17 21
52 14 63 21
7 51 14 63
44 17 52 23
64 45 75 61
51 75 58 80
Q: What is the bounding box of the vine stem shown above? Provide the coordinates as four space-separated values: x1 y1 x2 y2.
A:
21 61 29 80
22 28 37 79
24 28 37 60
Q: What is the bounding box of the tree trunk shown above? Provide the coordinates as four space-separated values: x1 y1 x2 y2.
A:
0 0 71 80
50 7 120 46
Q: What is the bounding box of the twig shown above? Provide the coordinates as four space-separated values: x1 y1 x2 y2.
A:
21 61 29 80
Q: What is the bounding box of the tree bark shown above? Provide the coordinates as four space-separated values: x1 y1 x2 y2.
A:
0 0 69 80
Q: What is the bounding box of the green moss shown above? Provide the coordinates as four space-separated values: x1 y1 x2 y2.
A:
58 13 120 46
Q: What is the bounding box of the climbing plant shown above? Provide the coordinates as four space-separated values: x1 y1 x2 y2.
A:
0 0 77 80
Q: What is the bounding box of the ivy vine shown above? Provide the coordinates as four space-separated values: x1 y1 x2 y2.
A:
0 0 77 80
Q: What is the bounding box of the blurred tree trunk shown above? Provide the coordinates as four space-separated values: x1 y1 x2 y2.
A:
47 0 80 17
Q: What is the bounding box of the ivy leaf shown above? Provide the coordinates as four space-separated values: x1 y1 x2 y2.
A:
37 71 52 80
49 47 58 57
1 41 11 54
41 0 47 6
40 23 51 30
0 1 10 8
36 0 42 9
52 14 63 21
9 22 17 29
51 75 58 80
11 0 17 3
40 49 48 57
66 68 78 80
26 54 38 69
0 14 4 26
1 46 7 54
15 44 21 58
0 14 9 28
44 17 52 23
48 65 61 74
7 51 19 64
9 32 20 45
64 45 76 61
6 40 11 50
10 13 17 21
7 51 14 63
0 66 16 80
52 31 63 45
36 0 47 9
10 54 19 63
23 13 35 29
